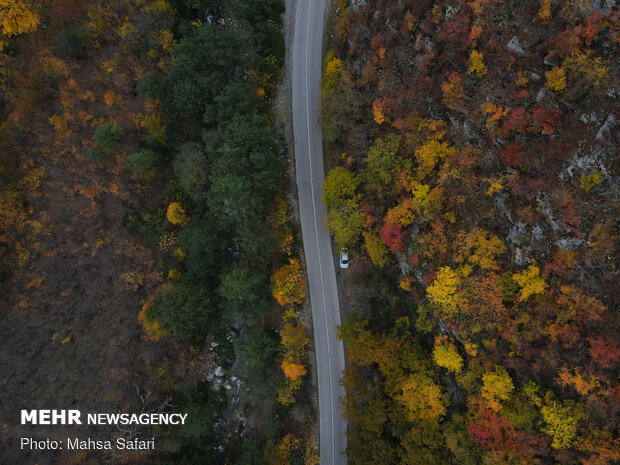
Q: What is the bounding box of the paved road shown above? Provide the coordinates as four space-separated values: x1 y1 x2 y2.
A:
291 1 347 464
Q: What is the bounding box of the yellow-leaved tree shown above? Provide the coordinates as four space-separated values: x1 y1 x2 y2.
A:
441 71 465 109
433 338 463 373
541 399 582 449
513 265 547 301
0 0 39 38
363 231 391 267
414 139 456 180
546 67 567 92
397 373 446 421
481 366 514 412
271 258 306 306
166 202 190 226
455 227 506 270
468 50 487 77
426 266 463 319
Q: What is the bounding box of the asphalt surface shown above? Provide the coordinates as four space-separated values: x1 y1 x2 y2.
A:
291 1 347 464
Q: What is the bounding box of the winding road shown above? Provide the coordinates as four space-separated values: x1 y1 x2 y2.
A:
291 1 347 464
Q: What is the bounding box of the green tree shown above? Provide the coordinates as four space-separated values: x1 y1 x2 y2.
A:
167 25 254 131
88 123 125 162
124 149 159 177
211 81 262 124
179 217 224 283
219 264 270 323
237 328 280 397
54 28 90 59
365 134 405 190
173 142 209 202
321 61 365 145
146 278 214 342
136 72 166 101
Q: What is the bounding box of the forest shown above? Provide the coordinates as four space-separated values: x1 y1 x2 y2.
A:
1 1 316 464
322 0 618 464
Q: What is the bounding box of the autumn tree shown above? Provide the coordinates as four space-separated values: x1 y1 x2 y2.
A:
323 166 358 208
433 338 463 373
271 258 306 306
281 360 306 380
441 71 464 109
462 272 508 335
481 366 514 412
546 66 566 92
380 224 407 252
427 267 464 319
415 138 455 180
455 228 506 270
363 231 391 267
541 399 581 449
513 265 546 301
166 202 190 226
0 0 38 38
397 373 446 421
468 50 487 77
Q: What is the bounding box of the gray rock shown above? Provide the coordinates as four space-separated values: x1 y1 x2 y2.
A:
532 224 544 242
596 114 617 144
555 237 583 250
507 36 525 55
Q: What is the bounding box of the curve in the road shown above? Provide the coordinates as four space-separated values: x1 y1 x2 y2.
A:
291 1 347 464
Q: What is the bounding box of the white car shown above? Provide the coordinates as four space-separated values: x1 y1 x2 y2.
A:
339 248 349 269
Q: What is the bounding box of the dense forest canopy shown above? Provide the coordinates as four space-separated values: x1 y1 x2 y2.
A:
322 0 619 464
